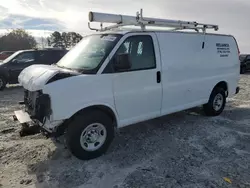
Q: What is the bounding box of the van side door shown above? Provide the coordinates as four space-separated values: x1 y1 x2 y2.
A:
104 33 162 127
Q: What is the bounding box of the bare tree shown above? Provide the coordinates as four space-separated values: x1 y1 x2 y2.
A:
0 29 37 51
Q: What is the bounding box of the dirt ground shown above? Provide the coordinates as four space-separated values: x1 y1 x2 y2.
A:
0 75 250 188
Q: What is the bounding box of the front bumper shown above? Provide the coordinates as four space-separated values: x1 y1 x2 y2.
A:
13 110 63 134
13 110 32 124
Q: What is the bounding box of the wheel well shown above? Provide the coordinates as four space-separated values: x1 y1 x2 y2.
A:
213 81 228 96
215 81 228 91
74 105 117 125
55 105 117 137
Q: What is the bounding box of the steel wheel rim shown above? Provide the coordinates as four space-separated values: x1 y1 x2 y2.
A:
80 123 107 151
213 93 223 111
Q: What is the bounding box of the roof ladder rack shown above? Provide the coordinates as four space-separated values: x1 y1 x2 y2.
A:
88 9 219 33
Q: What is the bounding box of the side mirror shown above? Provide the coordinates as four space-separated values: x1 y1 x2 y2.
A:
114 53 131 71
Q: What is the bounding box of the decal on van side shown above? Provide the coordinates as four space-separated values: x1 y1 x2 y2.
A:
216 43 230 57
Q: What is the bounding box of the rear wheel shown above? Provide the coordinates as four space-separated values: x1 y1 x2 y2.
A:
66 110 114 160
0 76 6 91
203 87 226 116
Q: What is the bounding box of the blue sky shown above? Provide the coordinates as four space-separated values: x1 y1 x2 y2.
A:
0 0 249 52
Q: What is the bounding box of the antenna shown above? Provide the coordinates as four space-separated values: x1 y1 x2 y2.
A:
88 9 219 33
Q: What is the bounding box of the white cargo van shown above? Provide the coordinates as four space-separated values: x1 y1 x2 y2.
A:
14 10 240 160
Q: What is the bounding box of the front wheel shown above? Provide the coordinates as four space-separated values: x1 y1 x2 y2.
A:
203 88 226 116
66 110 114 160
0 76 6 91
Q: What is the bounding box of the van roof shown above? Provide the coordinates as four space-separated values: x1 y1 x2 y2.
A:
97 29 233 37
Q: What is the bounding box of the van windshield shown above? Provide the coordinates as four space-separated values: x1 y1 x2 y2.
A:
56 34 122 72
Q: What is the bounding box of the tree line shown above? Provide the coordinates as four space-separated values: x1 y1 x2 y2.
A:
47 31 82 48
0 29 83 52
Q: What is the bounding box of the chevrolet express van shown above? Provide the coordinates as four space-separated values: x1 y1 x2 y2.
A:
14 11 240 160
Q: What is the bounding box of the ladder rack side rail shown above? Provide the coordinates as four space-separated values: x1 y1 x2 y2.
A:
93 23 212 32
88 10 219 32
137 8 218 30
89 11 218 30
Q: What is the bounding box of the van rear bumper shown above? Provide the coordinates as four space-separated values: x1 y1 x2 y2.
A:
235 87 240 94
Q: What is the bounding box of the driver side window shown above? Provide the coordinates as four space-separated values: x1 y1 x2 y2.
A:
116 35 156 71
15 52 35 63
103 35 156 73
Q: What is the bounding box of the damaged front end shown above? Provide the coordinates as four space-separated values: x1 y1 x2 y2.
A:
14 89 57 137
23 89 51 122
14 89 66 137
13 64 78 137
13 64 80 137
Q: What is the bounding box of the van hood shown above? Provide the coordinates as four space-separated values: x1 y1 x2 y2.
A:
18 64 78 91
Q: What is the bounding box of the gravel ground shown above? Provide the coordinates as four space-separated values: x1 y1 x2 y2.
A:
0 75 250 188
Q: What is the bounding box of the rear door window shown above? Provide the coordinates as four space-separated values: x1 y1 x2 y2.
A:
51 50 68 63
38 51 67 64
15 52 35 63
37 51 52 64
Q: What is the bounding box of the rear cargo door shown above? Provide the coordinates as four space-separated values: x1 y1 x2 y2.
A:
110 33 162 127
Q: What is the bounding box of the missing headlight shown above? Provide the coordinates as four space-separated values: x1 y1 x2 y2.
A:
33 94 52 123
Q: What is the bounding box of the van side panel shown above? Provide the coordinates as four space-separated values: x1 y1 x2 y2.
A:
203 35 240 97
156 32 239 115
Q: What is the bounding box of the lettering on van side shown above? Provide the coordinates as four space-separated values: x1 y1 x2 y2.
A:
216 43 230 57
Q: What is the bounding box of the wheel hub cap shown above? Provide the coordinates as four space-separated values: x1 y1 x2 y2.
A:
80 123 107 151
213 93 223 111
87 130 99 143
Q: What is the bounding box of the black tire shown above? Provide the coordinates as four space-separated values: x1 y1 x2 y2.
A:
0 76 6 91
66 110 114 160
203 87 226 116
240 66 246 74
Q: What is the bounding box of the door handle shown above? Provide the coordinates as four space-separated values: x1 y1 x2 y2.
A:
156 71 161 83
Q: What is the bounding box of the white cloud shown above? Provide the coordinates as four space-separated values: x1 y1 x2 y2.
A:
0 0 249 52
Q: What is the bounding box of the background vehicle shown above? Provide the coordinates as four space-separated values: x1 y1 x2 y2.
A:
0 51 15 60
0 48 68 90
240 54 250 74
14 10 240 160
